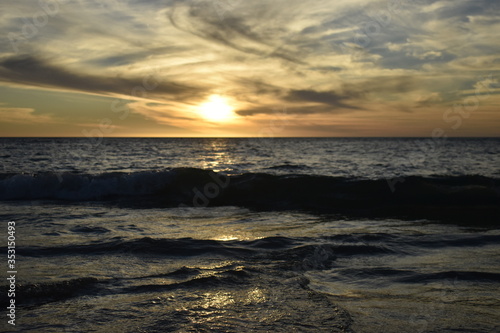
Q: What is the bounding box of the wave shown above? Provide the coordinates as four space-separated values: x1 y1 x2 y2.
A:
11 233 446 260
1 277 100 307
0 170 176 200
327 268 500 285
265 163 311 171
13 236 296 257
397 270 500 283
1 168 499 222
122 267 252 294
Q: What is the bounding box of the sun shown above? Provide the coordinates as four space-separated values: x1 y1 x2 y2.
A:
198 95 234 122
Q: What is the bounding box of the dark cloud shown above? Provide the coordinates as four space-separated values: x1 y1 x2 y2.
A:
285 89 360 109
228 78 284 99
236 86 363 116
83 46 188 67
308 66 343 73
167 2 306 64
236 75 422 116
0 55 205 100
288 76 418 106
236 104 349 116
343 76 417 95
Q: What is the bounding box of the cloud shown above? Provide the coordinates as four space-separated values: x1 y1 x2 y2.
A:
0 55 205 101
285 89 360 109
308 66 343 73
349 76 417 93
434 0 500 21
82 46 189 67
236 105 340 116
0 107 56 124
127 100 198 124
167 0 307 64
414 92 443 108
236 75 425 116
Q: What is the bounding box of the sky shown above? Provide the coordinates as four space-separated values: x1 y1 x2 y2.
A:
0 0 499 137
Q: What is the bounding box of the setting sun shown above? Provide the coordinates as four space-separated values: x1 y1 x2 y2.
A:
198 95 235 122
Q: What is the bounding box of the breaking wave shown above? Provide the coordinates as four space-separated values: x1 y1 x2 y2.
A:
1 168 498 223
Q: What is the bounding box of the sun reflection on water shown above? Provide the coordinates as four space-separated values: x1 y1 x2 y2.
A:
215 235 239 241
201 292 236 309
199 139 235 172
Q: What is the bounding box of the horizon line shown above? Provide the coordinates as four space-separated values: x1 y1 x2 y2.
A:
1 136 499 139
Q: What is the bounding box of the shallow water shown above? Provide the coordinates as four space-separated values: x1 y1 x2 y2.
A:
1 202 499 332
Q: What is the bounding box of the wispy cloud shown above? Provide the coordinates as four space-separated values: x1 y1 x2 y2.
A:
166 1 308 64
0 107 57 124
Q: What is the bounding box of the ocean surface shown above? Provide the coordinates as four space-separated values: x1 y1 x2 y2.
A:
1 137 499 332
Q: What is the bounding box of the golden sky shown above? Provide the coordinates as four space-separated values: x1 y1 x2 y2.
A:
0 0 499 137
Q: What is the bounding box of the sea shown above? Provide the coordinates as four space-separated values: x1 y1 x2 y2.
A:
1 137 499 333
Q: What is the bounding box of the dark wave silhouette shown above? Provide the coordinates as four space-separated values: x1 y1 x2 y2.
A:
1 168 498 223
